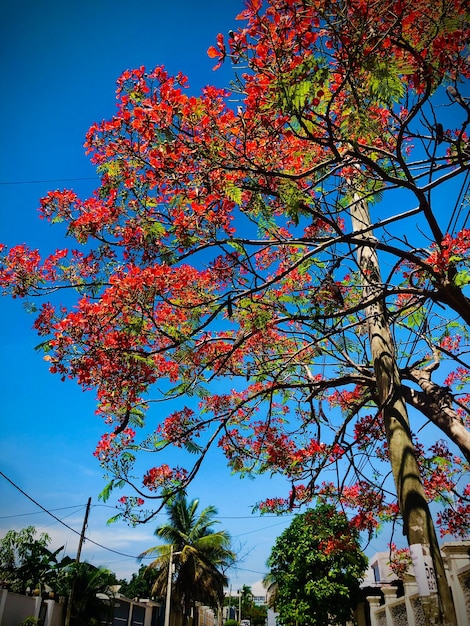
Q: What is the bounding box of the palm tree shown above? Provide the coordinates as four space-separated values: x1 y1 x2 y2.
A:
56 562 117 626
261 572 278 610
139 493 235 626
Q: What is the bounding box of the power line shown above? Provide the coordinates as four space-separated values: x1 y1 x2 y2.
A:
0 470 290 561
0 470 89 535
0 501 291 522
446 169 470 234
234 566 268 575
218 514 294 520
232 520 290 538
0 505 86 520
0 470 141 560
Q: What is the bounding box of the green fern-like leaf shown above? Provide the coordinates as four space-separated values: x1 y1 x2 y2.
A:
367 59 405 104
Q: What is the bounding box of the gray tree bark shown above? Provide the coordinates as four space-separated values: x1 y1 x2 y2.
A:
350 193 456 626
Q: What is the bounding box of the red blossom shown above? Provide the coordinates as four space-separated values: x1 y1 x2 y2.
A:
328 386 364 412
0 0 469 536
437 500 470 538
207 33 227 70
445 367 470 388
388 543 412 579
143 464 188 491
425 229 470 274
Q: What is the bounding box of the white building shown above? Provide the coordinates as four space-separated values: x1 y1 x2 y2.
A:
360 542 470 626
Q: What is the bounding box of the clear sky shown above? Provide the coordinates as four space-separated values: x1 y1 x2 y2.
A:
0 0 393 587
0 0 301 587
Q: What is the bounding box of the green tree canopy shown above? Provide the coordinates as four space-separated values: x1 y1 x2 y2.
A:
238 585 267 626
267 505 368 626
118 563 158 600
59 562 118 626
0 526 67 594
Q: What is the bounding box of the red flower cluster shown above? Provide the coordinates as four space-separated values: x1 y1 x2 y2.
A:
437 500 470 538
425 229 470 274
328 386 364 412
157 408 201 447
143 464 188 491
94 428 135 462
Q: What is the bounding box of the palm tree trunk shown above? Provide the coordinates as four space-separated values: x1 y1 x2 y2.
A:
350 193 456 626
217 601 223 626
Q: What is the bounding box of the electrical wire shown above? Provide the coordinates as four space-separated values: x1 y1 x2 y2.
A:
0 503 292 523
0 470 292 560
0 470 142 560
232 521 290 538
446 169 470 234
0 505 86 520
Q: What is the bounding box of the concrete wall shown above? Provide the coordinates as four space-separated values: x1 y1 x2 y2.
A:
43 599 64 626
110 595 162 626
0 590 157 626
0 591 65 626
365 541 470 626
0 590 42 626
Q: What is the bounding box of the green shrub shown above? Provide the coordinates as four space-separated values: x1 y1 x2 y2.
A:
20 618 39 626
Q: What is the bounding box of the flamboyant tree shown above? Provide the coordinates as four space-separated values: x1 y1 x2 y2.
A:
1 0 470 622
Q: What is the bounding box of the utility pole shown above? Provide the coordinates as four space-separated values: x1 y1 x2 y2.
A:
65 497 92 626
164 546 181 626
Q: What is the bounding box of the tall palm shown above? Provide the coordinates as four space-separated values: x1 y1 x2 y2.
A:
261 572 278 610
139 493 235 625
57 562 116 626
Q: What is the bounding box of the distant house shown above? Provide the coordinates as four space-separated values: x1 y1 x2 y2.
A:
109 593 162 626
362 551 398 587
246 580 276 626
249 581 268 606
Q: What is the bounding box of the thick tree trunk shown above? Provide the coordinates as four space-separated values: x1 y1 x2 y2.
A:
350 194 457 626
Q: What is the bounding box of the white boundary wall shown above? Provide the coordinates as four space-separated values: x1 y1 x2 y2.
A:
365 542 470 626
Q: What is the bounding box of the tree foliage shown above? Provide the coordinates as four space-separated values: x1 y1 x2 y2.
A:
244 603 267 626
267 505 368 626
60 562 117 626
238 585 267 626
0 526 68 594
0 527 120 625
1 0 470 582
118 563 158 600
140 493 235 619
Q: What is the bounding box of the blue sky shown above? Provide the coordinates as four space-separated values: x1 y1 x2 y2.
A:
0 0 311 586
0 0 431 587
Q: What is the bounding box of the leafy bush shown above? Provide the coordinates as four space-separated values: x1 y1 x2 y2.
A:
20 618 39 626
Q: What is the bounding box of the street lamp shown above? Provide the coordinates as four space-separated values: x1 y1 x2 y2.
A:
164 546 182 626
